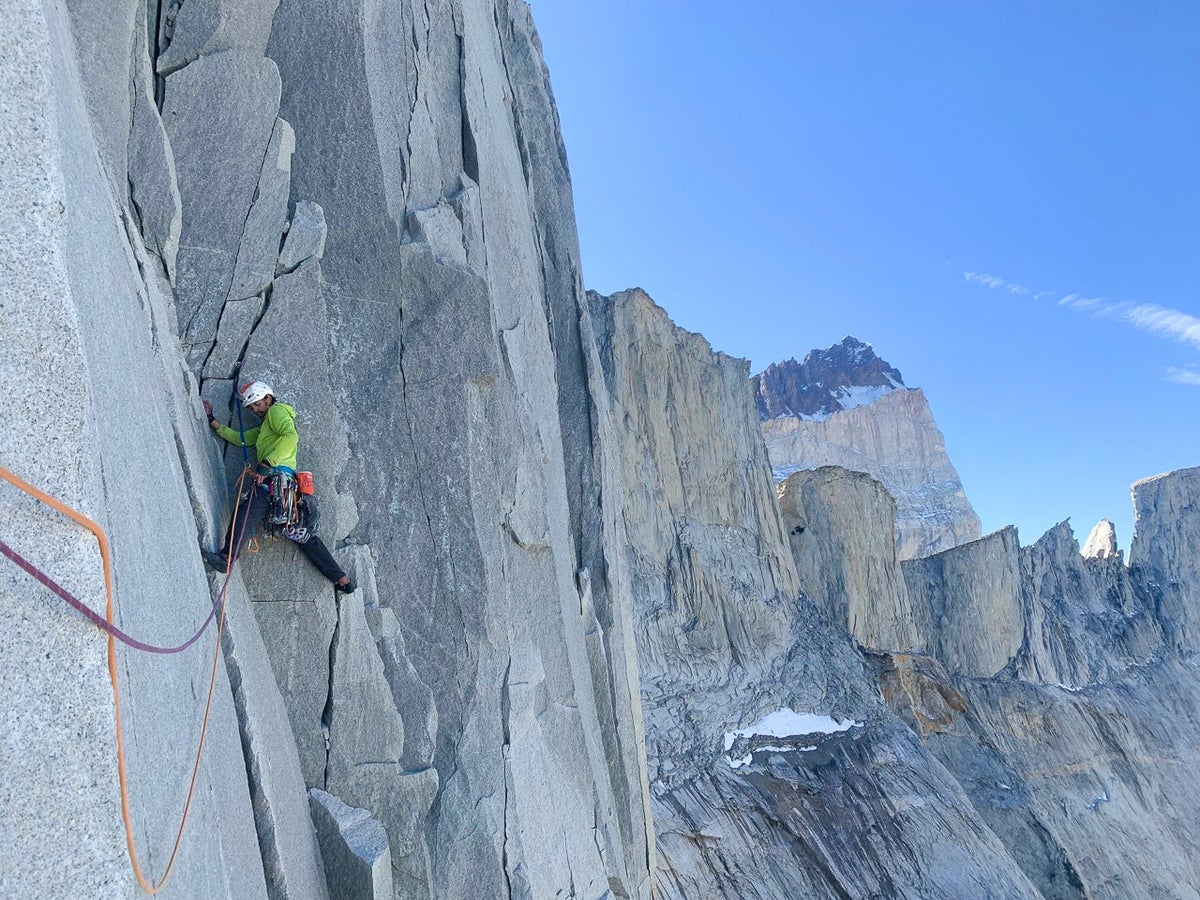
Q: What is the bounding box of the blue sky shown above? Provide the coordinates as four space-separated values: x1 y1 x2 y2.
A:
530 1 1200 552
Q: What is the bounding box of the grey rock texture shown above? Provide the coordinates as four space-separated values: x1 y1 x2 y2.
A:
61 0 139 190
874 478 1200 898
912 657 1200 900
779 466 923 652
1130 467 1200 652
1 7 129 894
903 527 1024 678
589 289 1041 898
157 0 282 75
277 199 327 273
762 380 982 559
308 789 393 900
221 580 331 900
587 287 799 759
128 1 182 283
227 115 294 302
1 2 314 895
9 0 662 897
1082 518 1118 559
260 2 655 896
161 49 282 368
901 518 1163 688
323 554 437 898
1017 520 1162 688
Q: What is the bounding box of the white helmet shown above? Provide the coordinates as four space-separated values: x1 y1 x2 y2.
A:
240 380 274 406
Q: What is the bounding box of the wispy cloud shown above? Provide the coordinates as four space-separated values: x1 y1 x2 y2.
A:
964 270 1200 383
1058 293 1117 316
1123 304 1200 350
965 272 1019 293
1165 367 1200 386
964 271 1033 297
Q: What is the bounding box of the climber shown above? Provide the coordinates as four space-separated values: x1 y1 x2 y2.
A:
200 380 355 593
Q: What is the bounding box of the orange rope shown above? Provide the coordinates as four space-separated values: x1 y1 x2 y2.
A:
0 462 250 894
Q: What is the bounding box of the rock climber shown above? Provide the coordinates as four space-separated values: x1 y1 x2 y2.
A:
200 380 355 593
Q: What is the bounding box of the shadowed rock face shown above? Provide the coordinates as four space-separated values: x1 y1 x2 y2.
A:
772 459 1200 898
752 336 905 420
1130 467 1200 652
879 480 1200 898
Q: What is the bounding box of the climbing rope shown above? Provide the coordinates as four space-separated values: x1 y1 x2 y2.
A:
0 461 254 894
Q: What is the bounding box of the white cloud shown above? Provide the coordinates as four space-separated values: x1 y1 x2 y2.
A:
1165 367 1200 386
965 269 1200 368
963 271 1033 297
1058 294 1117 315
964 272 1005 289
1123 304 1200 350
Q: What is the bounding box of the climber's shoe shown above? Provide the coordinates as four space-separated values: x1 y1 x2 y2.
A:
335 575 356 594
201 549 229 574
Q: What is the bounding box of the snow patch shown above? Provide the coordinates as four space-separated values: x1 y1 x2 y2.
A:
723 708 862 754
793 384 902 422
836 383 896 411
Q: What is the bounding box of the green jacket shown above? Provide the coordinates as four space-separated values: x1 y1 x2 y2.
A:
216 402 299 470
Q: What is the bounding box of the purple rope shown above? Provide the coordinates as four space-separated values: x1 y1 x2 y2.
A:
1 537 221 654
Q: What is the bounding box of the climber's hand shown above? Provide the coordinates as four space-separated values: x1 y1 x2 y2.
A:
203 399 214 417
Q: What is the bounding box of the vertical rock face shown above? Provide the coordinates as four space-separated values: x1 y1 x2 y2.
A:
903 528 1024 678
5 1 651 898
1130 467 1200 652
250 3 653 896
1017 520 1162 688
755 340 981 559
1 2 310 897
778 466 924 652
587 288 800 771
589 289 1043 899
1082 518 1118 559
873 487 1200 898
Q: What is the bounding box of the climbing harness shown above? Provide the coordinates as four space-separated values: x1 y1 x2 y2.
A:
0 461 255 895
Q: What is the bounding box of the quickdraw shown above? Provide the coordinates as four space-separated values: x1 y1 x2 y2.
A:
265 471 301 527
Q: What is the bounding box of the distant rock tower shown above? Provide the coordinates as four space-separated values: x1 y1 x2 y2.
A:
753 337 982 559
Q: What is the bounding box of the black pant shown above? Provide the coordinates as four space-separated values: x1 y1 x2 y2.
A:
222 481 346 584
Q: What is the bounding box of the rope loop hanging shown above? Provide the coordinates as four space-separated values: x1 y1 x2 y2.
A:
0 461 255 894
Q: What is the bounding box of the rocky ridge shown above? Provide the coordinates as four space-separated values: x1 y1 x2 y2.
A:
752 336 905 421
756 339 982 558
782 462 1200 897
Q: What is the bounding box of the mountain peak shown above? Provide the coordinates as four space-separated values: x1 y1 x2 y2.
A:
751 336 906 420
